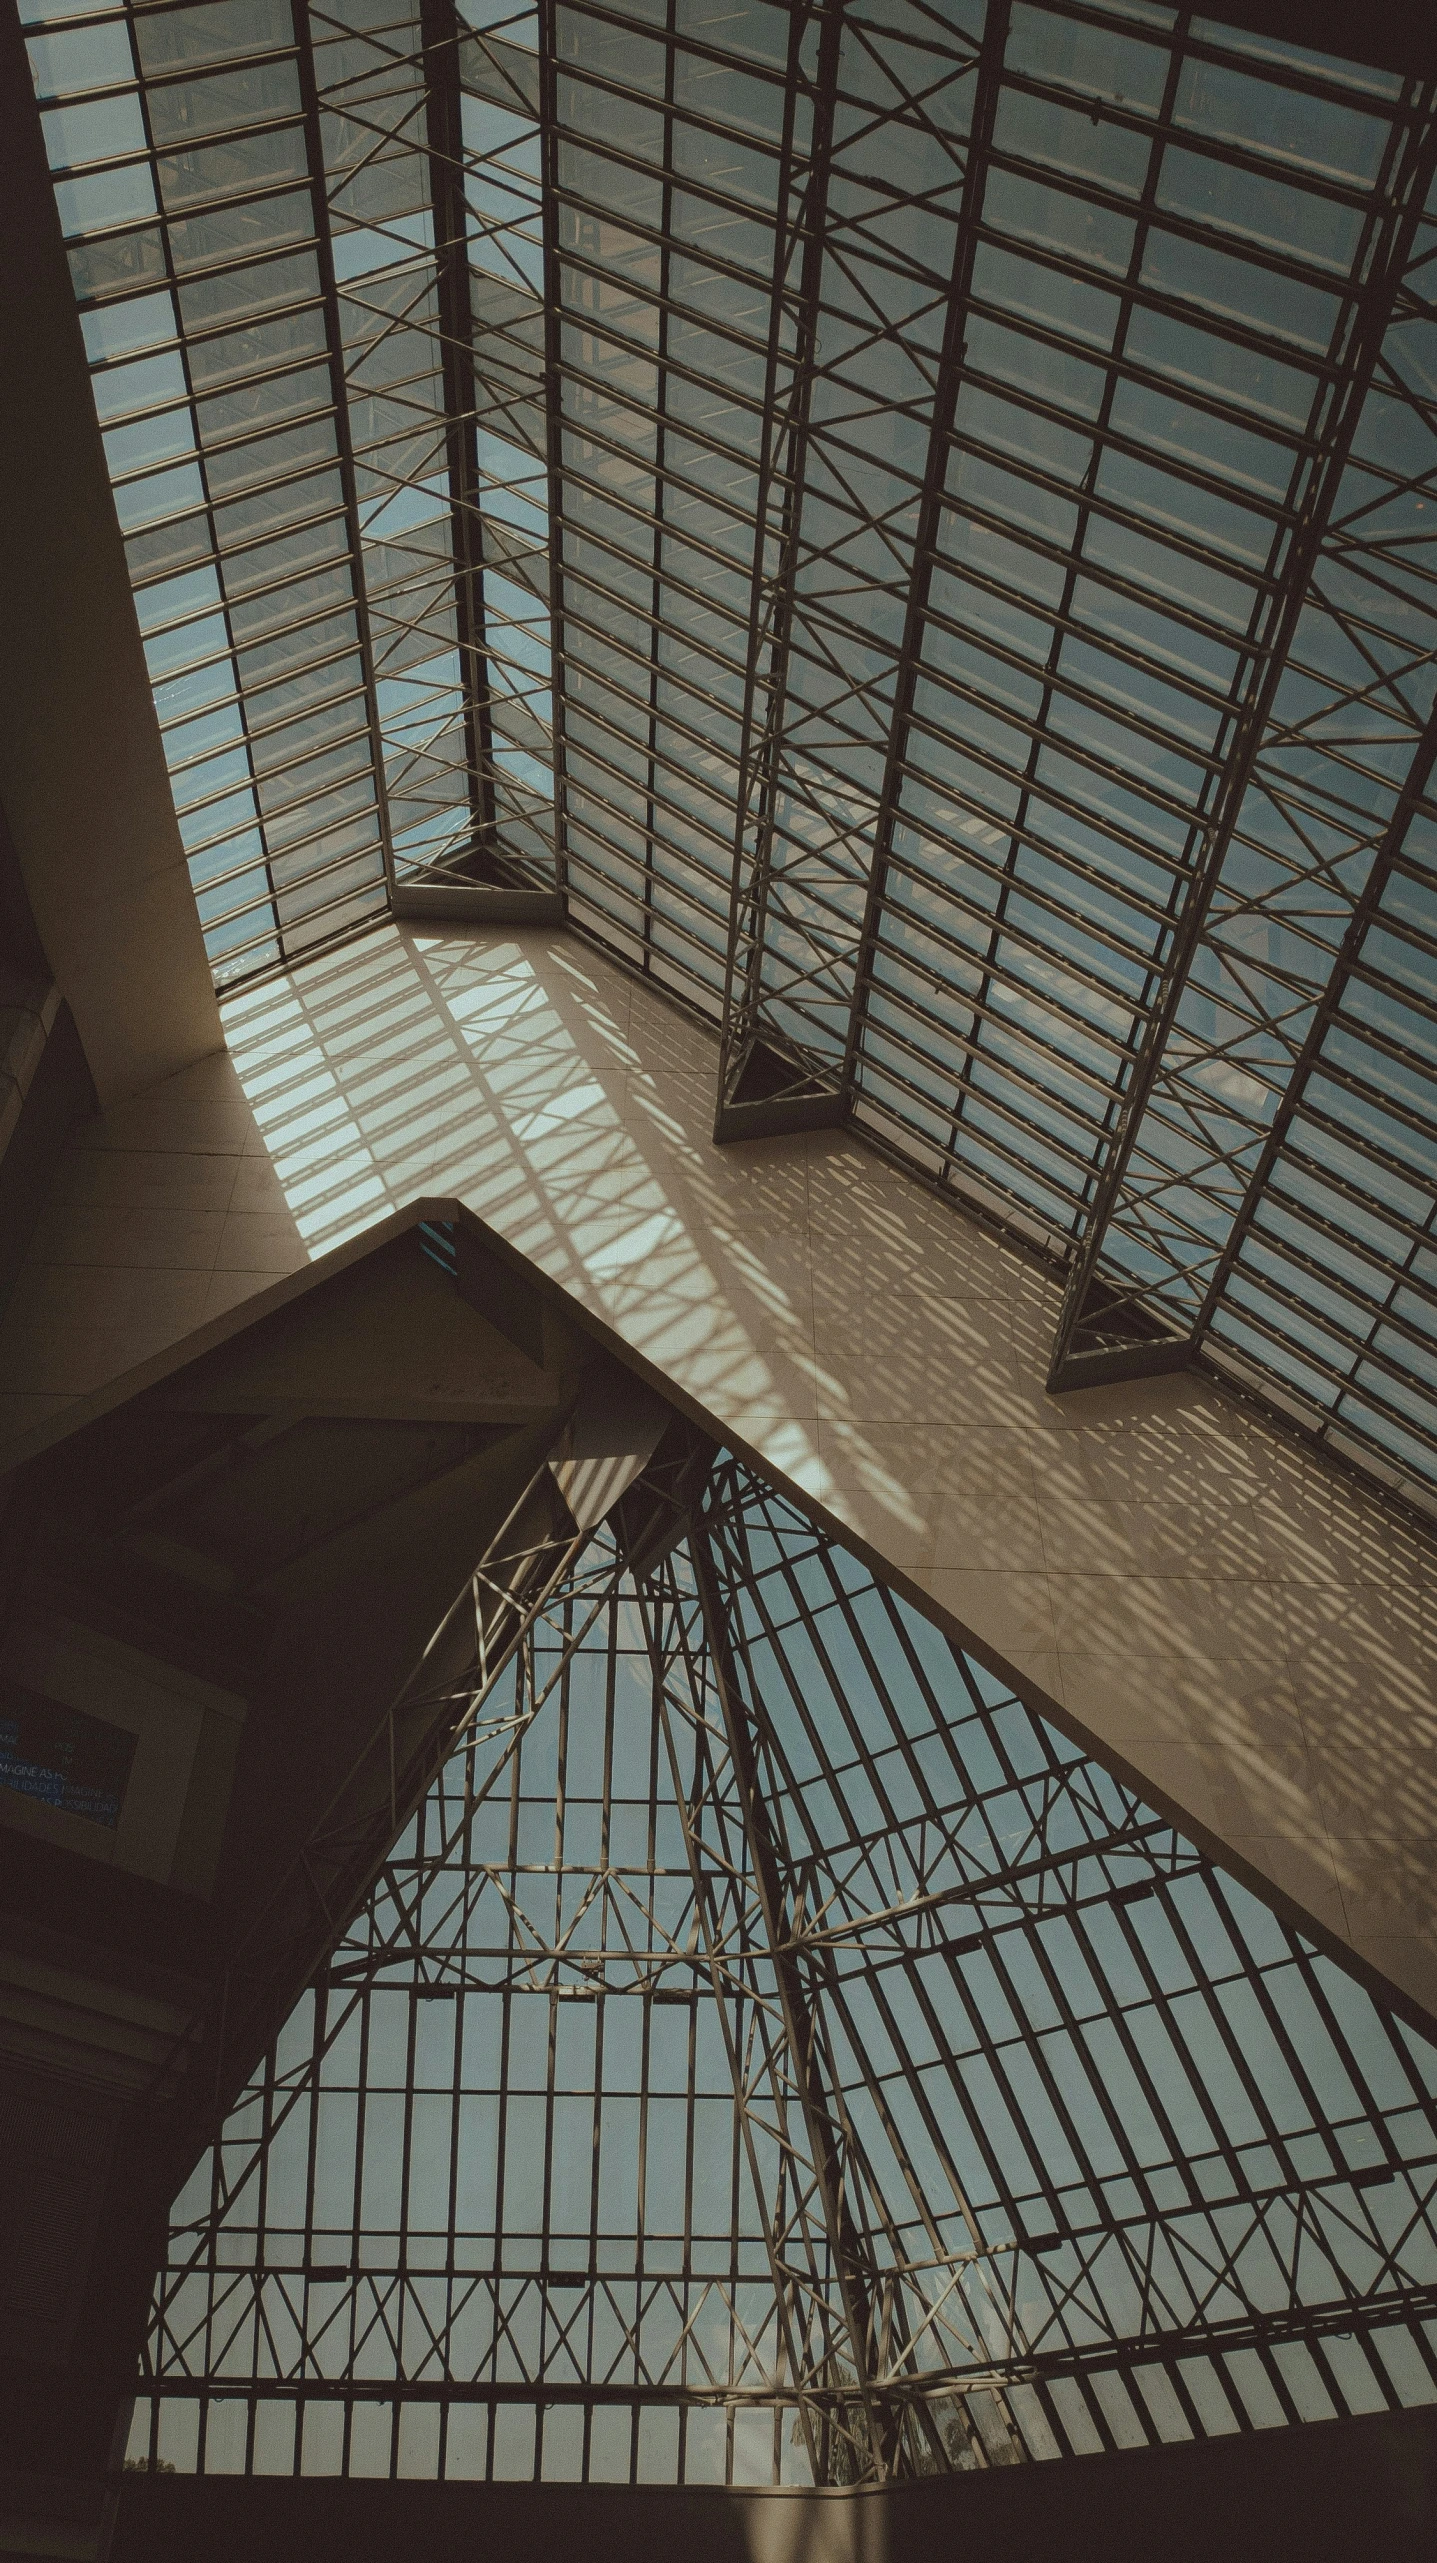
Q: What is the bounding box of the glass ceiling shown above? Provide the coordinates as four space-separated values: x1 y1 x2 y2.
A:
23 0 1437 1509
130 1448 1437 2484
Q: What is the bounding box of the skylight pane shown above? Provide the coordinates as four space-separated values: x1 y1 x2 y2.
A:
128 1450 1437 2481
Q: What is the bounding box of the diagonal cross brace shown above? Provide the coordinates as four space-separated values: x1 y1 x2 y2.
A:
715 0 848 1139
1191 694 1437 1356
837 0 1013 1106
420 0 502 871
685 1505 907 2477
1046 83 1437 1391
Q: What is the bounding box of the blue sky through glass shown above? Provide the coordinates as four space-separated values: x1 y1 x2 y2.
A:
132 1451 1437 2484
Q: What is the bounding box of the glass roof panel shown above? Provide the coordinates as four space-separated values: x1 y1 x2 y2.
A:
129 1449 1437 2482
1055 157 1437 1500
25 0 558 979
25 0 1437 1510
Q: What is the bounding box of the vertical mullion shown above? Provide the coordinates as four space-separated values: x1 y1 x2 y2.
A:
1196 708 1437 1366
688 1508 901 2477
123 29 284 964
839 0 1012 1109
539 0 571 897
293 0 398 894
1049 77 1437 1382
716 0 845 1106
420 0 499 864
934 32 1201 1174
639 0 679 969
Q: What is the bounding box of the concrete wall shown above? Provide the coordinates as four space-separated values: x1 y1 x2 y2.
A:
1 922 1434 2024
0 802 98 1306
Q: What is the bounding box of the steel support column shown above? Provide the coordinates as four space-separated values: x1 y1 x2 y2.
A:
637 1551 842 2482
1046 86 1437 1393
837 0 1011 1112
713 0 847 1145
294 0 398 895
539 0 572 903
684 1508 905 2477
1190 698 1437 1356
420 0 500 878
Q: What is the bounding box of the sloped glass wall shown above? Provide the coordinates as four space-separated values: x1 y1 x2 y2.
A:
130 1448 1437 2483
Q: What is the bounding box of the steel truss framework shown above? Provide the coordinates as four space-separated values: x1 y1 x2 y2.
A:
23 1 1437 1504
26 0 557 985
131 1437 1437 2488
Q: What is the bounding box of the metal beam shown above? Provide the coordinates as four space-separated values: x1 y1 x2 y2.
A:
1191 698 1437 1352
684 1511 904 2479
713 0 846 1145
420 0 500 877
539 0 573 909
638 1545 838 2483
294 0 398 899
837 0 1011 1110
928 30 1194 1186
